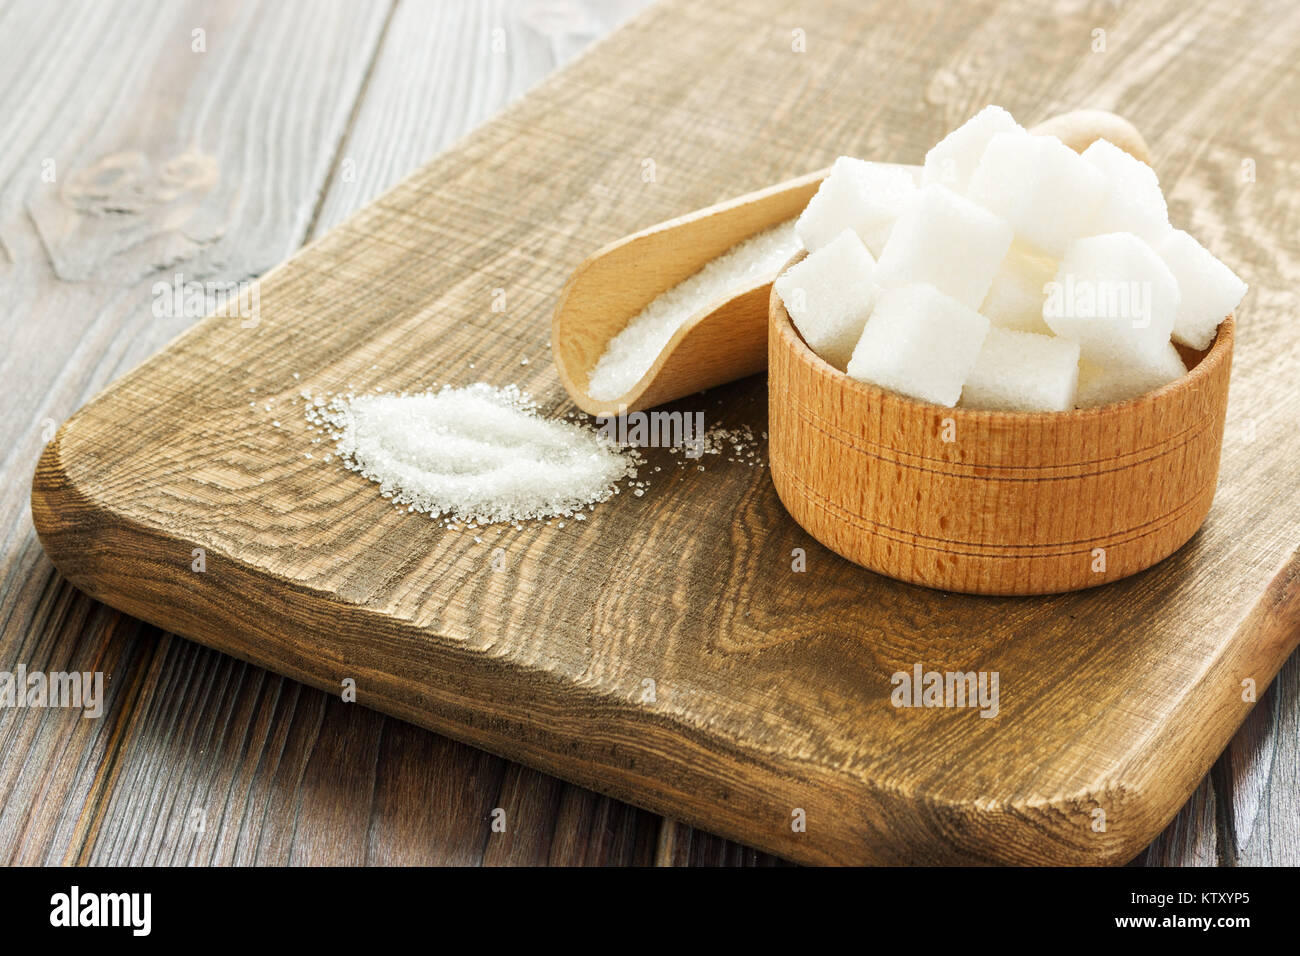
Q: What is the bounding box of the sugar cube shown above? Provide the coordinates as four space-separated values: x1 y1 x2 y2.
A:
1081 138 1169 243
1043 232 1179 365
923 105 1026 195
980 243 1056 334
775 229 878 369
1155 229 1247 351
873 184 1014 310
846 282 990 407
1075 344 1187 408
969 132 1108 257
795 157 918 257
960 328 1081 412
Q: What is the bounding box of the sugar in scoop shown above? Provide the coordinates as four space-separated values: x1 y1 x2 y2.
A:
585 219 800 401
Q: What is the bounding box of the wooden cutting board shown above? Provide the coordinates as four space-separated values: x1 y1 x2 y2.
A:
30 0 1300 864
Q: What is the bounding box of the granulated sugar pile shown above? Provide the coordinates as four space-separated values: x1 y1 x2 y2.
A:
304 384 639 525
586 219 801 401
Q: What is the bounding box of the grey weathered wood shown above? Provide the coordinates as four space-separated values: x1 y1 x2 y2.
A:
1137 776 1220 866
1 0 1295 866
309 0 653 238
1226 653 1300 865
0 0 392 863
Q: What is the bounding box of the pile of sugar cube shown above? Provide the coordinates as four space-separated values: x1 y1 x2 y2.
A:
775 106 1247 411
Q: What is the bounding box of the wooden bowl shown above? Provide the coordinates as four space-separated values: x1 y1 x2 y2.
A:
768 260 1235 596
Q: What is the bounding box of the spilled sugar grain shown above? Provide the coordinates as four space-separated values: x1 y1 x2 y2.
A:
586 219 801 401
304 384 639 525
295 384 768 528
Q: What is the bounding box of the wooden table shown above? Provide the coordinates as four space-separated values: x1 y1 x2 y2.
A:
1 0 1295 866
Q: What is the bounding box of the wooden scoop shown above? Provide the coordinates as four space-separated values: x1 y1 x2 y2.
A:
551 110 1151 416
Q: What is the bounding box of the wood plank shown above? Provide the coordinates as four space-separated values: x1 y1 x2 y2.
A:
308 0 653 239
75 636 660 864
1 0 674 866
1223 560 1300 865
10 0 1300 868
30 0 1300 865
75 0 664 868
295 0 667 866
656 819 792 867
0 0 393 864
1135 776 1220 866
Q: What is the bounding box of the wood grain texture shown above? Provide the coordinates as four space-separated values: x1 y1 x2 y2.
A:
74 635 661 865
308 0 654 240
27 0 1300 865
1223 560 1300 865
2 0 691 867
1136 776 1220 866
770 265 1234 595
0 0 395 865
4 0 1297 866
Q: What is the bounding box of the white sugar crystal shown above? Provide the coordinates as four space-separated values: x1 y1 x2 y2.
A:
309 384 638 524
796 157 919 257
1081 138 1169 243
1076 344 1187 408
873 184 1013 310
960 327 1080 412
1044 232 1179 365
846 282 990 407
980 243 1056 334
969 132 1108 257
1155 228 1247 350
775 229 878 369
587 219 800 400
923 105 1026 194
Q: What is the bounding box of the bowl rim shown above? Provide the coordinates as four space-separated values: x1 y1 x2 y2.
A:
770 251 1235 421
